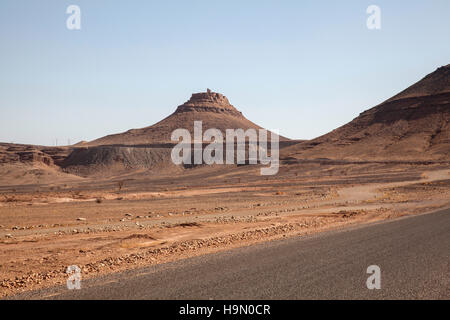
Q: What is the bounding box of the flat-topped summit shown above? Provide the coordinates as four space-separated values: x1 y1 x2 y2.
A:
186 89 232 107
175 89 242 117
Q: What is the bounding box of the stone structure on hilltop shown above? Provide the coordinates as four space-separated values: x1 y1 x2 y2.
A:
175 89 243 117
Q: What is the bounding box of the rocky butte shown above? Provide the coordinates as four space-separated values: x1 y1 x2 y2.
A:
58 90 286 175
85 89 286 146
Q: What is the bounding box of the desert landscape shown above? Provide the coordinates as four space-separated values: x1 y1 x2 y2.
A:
0 65 449 298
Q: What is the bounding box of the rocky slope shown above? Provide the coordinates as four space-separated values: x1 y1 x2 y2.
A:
62 145 175 176
282 65 450 161
0 143 71 166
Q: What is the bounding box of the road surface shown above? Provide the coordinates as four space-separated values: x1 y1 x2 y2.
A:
14 208 450 299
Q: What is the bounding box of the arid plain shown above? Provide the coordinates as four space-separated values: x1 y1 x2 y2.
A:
1 65 449 297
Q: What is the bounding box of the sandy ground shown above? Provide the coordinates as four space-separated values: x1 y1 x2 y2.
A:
0 162 449 297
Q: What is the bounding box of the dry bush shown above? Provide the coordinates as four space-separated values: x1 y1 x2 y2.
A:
5 196 18 202
117 181 124 193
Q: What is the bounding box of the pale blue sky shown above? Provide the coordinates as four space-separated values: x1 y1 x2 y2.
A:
1 0 449 145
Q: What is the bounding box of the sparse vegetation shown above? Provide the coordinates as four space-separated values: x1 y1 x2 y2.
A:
117 180 124 193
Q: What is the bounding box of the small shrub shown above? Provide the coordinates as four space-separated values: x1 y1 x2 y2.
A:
117 181 124 192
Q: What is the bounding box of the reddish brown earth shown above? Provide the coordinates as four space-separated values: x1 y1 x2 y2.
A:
0 66 449 297
1 161 449 297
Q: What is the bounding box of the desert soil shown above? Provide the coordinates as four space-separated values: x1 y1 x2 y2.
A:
0 162 449 297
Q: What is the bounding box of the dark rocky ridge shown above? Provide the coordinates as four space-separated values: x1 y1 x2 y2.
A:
282 64 450 161
387 64 450 102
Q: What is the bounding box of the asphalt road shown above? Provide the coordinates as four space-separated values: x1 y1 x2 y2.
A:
15 208 450 300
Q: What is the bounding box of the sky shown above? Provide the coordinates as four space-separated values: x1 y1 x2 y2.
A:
1 0 449 146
